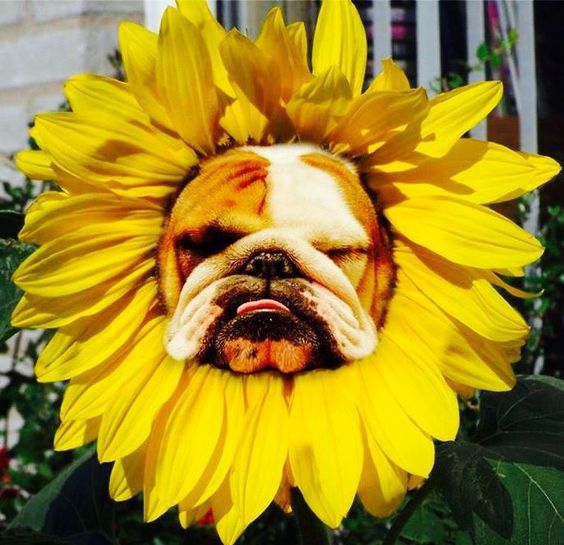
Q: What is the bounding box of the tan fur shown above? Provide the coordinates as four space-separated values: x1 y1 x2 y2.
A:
158 150 271 312
223 338 312 374
158 145 396 373
300 153 395 327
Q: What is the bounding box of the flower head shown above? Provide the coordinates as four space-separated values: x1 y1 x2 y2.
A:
12 0 560 542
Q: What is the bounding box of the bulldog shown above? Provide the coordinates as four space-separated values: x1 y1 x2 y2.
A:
157 144 395 375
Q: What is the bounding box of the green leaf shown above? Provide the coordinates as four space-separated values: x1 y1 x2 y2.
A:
9 449 116 545
490 54 503 70
476 43 490 62
434 441 513 539
0 239 35 343
433 375 564 544
401 500 448 543
476 375 564 470
473 462 564 545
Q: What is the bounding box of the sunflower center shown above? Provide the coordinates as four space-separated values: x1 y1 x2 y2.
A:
157 144 395 375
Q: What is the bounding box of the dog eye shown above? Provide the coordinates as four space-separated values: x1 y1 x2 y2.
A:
325 247 368 260
176 227 241 257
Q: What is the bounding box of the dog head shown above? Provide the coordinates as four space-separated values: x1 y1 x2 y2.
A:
158 144 395 374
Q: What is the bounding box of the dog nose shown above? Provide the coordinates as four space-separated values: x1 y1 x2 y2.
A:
242 251 298 279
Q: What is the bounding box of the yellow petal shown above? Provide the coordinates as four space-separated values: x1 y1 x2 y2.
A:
446 379 476 400
119 22 172 129
220 29 289 143
219 100 257 145
287 22 308 66
175 0 231 93
157 7 223 154
331 88 427 156
347 359 435 477
154 365 225 512
367 58 410 92
395 270 517 390
230 374 288 529
487 271 540 299
60 316 167 421
33 112 195 188
494 266 525 278
98 353 183 461
289 370 363 528
256 8 311 101
178 502 210 529
520 150 562 190
109 444 147 501
65 74 146 123
143 373 190 521
53 417 100 451
385 197 543 268
373 81 503 168
14 233 155 298
180 374 245 509
376 315 460 441
395 242 529 341
11 261 153 329
286 66 352 143
212 478 246 545
35 281 158 382
313 0 367 96
20 191 161 245
372 139 557 205
15 150 55 180
358 432 407 517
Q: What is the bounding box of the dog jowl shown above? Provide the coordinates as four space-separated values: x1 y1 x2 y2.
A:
158 144 395 375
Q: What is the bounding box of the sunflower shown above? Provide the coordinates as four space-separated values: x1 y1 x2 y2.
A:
12 0 560 542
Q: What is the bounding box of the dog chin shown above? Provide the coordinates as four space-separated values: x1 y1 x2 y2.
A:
164 273 377 375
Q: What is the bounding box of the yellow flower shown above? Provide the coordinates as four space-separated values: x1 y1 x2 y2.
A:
12 0 560 542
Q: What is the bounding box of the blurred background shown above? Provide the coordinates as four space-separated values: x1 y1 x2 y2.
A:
0 1 562 544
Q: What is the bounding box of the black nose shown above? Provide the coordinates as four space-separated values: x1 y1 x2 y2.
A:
242 251 298 279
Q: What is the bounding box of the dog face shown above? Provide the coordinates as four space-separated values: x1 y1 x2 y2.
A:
158 144 395 374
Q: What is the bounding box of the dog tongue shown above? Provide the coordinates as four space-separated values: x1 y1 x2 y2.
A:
237 299 290 315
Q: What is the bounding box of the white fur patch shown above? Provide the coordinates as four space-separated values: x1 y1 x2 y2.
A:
245 144 368 248
163 144 378 366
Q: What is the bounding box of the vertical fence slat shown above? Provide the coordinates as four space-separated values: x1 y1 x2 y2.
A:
515 0 542 372
516 0 537 153
497 0 521 114
416 0 441 90
371 0 392 68
466 0 487 140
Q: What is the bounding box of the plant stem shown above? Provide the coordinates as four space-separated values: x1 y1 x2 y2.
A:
290 488 333 545
382 478 435 545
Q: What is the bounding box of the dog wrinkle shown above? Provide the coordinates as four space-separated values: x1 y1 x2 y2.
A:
158 144 396 373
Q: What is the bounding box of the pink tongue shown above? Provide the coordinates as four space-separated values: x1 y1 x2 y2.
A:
237 299 290 315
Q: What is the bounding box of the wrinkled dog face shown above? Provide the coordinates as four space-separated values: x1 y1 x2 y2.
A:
158 144 395 374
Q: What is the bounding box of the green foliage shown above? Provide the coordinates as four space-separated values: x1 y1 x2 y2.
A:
427 376 564 544
521 201 564 373
430 27 518 93
0 239 35 343
473 462 564 545
8 450 115 545
475 28 518 72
